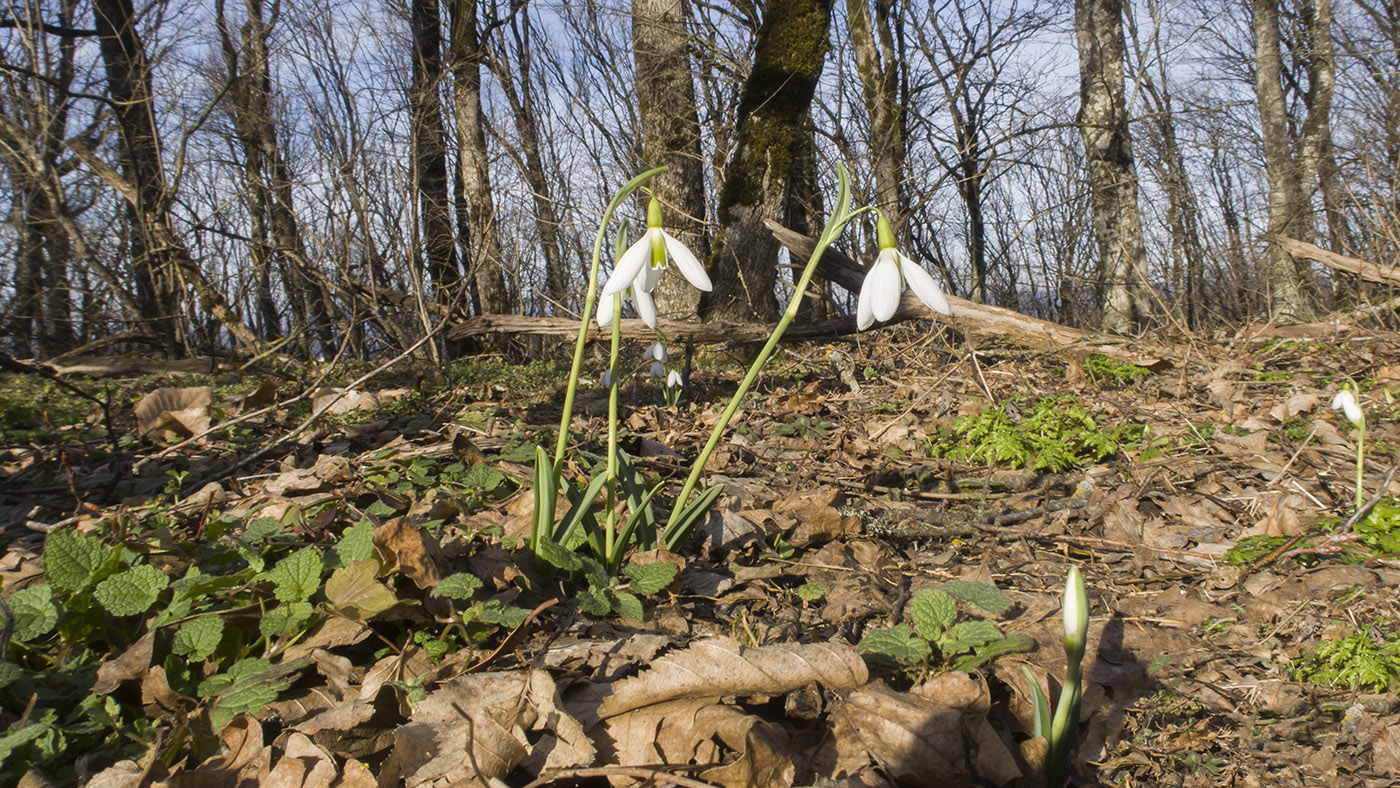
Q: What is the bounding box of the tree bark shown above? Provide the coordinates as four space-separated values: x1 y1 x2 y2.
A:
447 0 510 314
410 0 464 310
93 0 262 354
702 0 833 324
1074 0 1152 333
845 0 905 230
1252 0 1333 321
483 10 568 313
632 0 709 322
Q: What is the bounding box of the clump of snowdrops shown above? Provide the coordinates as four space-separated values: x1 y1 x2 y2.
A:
531 164 950 576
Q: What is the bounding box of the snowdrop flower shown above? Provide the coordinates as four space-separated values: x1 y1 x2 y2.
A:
647 342 669 363
601 197 712 308
600 369 614 388
857 213 951 330
1332 389 1363 426
666 369 683 389
597 287 655 330
650 361 665 379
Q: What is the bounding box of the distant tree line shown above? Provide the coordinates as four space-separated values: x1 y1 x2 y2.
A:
0 0 1392 359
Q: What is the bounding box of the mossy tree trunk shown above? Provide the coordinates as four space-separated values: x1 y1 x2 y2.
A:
632 0 709 322
702 0 832 324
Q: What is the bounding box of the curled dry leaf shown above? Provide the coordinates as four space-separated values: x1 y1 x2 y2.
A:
373 517 444 591
827 679 1021 788
393 669 593 788
134 386 212 439
264 733 337 788
595 636 868 720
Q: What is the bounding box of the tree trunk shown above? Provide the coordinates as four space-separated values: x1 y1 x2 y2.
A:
1074 0 1152 333
92 0 262 354
483 11 568 313
410 0 464 310
632 0 709 322
845 0 905 230
447 0 510 314
1251 0 1326 321
703 0 833 324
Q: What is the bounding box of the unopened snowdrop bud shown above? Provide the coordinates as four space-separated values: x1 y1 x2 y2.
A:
1062 565 1088 665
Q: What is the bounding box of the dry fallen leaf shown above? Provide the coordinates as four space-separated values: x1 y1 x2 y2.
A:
135 386 212 439
594 637 869 720
393 669 593 788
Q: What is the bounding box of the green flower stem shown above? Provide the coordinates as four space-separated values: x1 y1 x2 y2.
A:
1356 418 1366 511
554 166 668 475
664 164 870 535
605 293 623 563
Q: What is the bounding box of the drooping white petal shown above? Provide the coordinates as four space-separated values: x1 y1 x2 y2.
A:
661 230 712 292
600 369 613 388
667 369 683 388
899 253 952 316
602 235 652 297
634 287 657 329
597 292 622 328
858 250 903 329
650 361 665 378
647 342 669 362
1332 390 1363 425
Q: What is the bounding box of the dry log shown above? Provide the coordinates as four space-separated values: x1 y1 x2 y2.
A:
765 220 1173 366
432 221 1175 367
1262 233 1400 285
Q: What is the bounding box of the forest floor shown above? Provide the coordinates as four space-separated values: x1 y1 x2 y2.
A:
3 324 1400 788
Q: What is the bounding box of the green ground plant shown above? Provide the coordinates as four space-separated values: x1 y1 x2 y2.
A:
925 396 1146 472
858 581 1032 681
1082 355 1152 387
1291 622 1400 692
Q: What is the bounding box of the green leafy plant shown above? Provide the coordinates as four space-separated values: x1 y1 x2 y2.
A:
1291 622 1400 692
858 582 1031 680
925 396 1146 472
770 415 834 441
1082 355 1152 387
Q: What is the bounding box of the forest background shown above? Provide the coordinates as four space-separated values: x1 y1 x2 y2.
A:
0 0 1387 359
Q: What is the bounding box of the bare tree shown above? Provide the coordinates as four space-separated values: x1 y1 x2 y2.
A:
409 0 463 311
703 0 833 324
1075 0 1152 333
1252 0 1333 321
447 0 509 315
632 0 708 321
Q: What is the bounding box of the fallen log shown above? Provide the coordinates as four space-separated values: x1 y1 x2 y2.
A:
1262 233 1400 286
437 221 1175 367
765 220 1174 366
